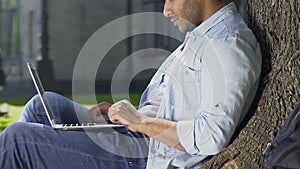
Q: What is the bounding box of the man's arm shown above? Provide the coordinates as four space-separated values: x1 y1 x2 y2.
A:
137 116 186 151
108 99 186 151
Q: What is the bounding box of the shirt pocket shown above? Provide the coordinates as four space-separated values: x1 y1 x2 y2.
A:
170 63 202 110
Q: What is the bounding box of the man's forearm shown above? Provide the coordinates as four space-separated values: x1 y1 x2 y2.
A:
135 117 186 151
107 100 186 151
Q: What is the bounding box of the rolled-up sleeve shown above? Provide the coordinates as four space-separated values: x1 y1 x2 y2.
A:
176 111 236 155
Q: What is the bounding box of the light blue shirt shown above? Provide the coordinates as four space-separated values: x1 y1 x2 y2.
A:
139 3 262 169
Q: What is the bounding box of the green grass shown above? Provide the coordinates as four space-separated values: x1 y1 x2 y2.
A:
0 105 24 131
0 93 142 133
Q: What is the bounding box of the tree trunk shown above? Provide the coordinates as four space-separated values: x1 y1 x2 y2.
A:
200 0 300 168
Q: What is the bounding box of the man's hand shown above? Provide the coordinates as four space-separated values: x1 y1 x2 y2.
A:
88 102 112 123
108 100 146 132
108 99 186 151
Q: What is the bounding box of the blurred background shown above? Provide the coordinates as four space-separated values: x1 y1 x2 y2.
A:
0 0 246 131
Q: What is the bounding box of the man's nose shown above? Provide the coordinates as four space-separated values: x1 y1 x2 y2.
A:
163 1 172 17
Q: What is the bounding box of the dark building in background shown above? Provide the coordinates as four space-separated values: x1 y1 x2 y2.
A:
0 49 5 92
0 0 246 98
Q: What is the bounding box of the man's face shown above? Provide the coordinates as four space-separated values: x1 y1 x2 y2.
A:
164 0 201 33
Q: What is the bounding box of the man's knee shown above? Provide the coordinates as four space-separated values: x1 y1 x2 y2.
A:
27 91 60 105
43 91 62 99
1 122 36 139
1 122 49 146
21 91 61 120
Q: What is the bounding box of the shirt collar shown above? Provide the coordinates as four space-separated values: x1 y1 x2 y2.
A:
191 2 238 36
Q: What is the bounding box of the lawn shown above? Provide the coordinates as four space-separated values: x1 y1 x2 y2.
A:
0 104 24 131
0 93 142 132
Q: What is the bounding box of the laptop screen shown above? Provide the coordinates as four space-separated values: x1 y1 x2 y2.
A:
27 63 57 126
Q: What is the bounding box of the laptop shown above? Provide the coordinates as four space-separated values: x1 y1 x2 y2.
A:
27 62 124 130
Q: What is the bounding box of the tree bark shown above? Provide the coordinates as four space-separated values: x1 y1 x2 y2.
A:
200 0 300 168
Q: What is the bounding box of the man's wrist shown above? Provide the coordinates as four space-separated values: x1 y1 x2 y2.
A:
134 115 154 133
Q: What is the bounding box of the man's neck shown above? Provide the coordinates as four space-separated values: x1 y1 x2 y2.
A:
201 0 232 23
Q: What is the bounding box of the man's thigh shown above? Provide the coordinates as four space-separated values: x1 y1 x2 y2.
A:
0 122 147 169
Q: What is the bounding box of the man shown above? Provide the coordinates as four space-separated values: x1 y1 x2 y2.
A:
0 0 261 168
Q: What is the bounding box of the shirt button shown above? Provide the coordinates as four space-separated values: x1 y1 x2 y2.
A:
151 149 156 154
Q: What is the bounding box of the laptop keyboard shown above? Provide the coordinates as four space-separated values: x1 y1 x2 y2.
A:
62 123 97 127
